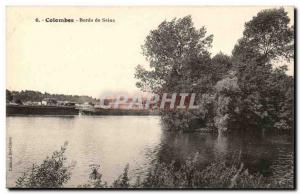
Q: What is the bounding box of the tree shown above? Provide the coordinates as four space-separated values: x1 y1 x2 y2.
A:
6 89 13 102
135 15 213 93
233 8 294 63
211 53 233 83
213 71 241 134
15 99 23 105
232 8 294 132
135 16 214 131
270 67 294 131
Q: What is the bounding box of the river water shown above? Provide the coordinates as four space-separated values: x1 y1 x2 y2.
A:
6 116 294 187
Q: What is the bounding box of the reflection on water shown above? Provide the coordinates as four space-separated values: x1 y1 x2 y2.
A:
158 131 293 180
6 116 293 187
215 135 228 155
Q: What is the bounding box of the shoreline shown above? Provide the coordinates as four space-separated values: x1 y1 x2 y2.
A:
6 104 160 116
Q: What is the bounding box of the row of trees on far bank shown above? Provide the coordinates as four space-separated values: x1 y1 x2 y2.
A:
135 8 294 133
6 89 99 104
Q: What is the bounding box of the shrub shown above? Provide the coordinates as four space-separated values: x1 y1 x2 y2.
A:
112 164 130 188
15 142 72 188
78 164 107 188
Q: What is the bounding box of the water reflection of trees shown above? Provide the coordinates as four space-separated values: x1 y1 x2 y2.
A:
153 131 293 179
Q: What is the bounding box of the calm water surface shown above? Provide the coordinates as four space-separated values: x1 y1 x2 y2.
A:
6 116 293 187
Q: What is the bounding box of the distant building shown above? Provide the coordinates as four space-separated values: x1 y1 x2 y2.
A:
8 102 18 105
64 102 76 107
81 102 94 109
41 98 57 106
57 101 76 107
24 101 42 106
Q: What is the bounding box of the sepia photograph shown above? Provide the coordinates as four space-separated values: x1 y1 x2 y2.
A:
6 6 295 189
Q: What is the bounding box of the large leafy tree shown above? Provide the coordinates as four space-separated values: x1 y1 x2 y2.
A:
232 8 294 132
135 16 214 131
135 15 213 94
135 9 294 133
233 8 294 63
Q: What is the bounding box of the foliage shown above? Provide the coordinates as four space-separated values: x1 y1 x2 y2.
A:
211 52 233 83
15 145 293 189
6 89 13 102
14 99 23 105
78 164 107 188
232 8 294 62
231 8 294 132
112 164 130 188
15 142 72 188
135 15 215 132
135 8 294 133
7 89 99 104
213 71 241 133
135 15 213 93
126 152 293 189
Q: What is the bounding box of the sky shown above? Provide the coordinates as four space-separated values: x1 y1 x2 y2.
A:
7 6 294 98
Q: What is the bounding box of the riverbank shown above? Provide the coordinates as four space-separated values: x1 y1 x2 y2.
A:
6 104 159 116
80 108 159 116
6 104 79 116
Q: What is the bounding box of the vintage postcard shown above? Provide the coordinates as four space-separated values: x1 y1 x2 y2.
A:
6 6 295 189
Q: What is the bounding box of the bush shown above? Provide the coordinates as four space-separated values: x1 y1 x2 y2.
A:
112 164 130 188
78 164 107 188
15 142 72 188
127 152 293 189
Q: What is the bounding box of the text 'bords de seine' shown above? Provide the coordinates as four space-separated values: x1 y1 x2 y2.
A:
37 17 116 23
